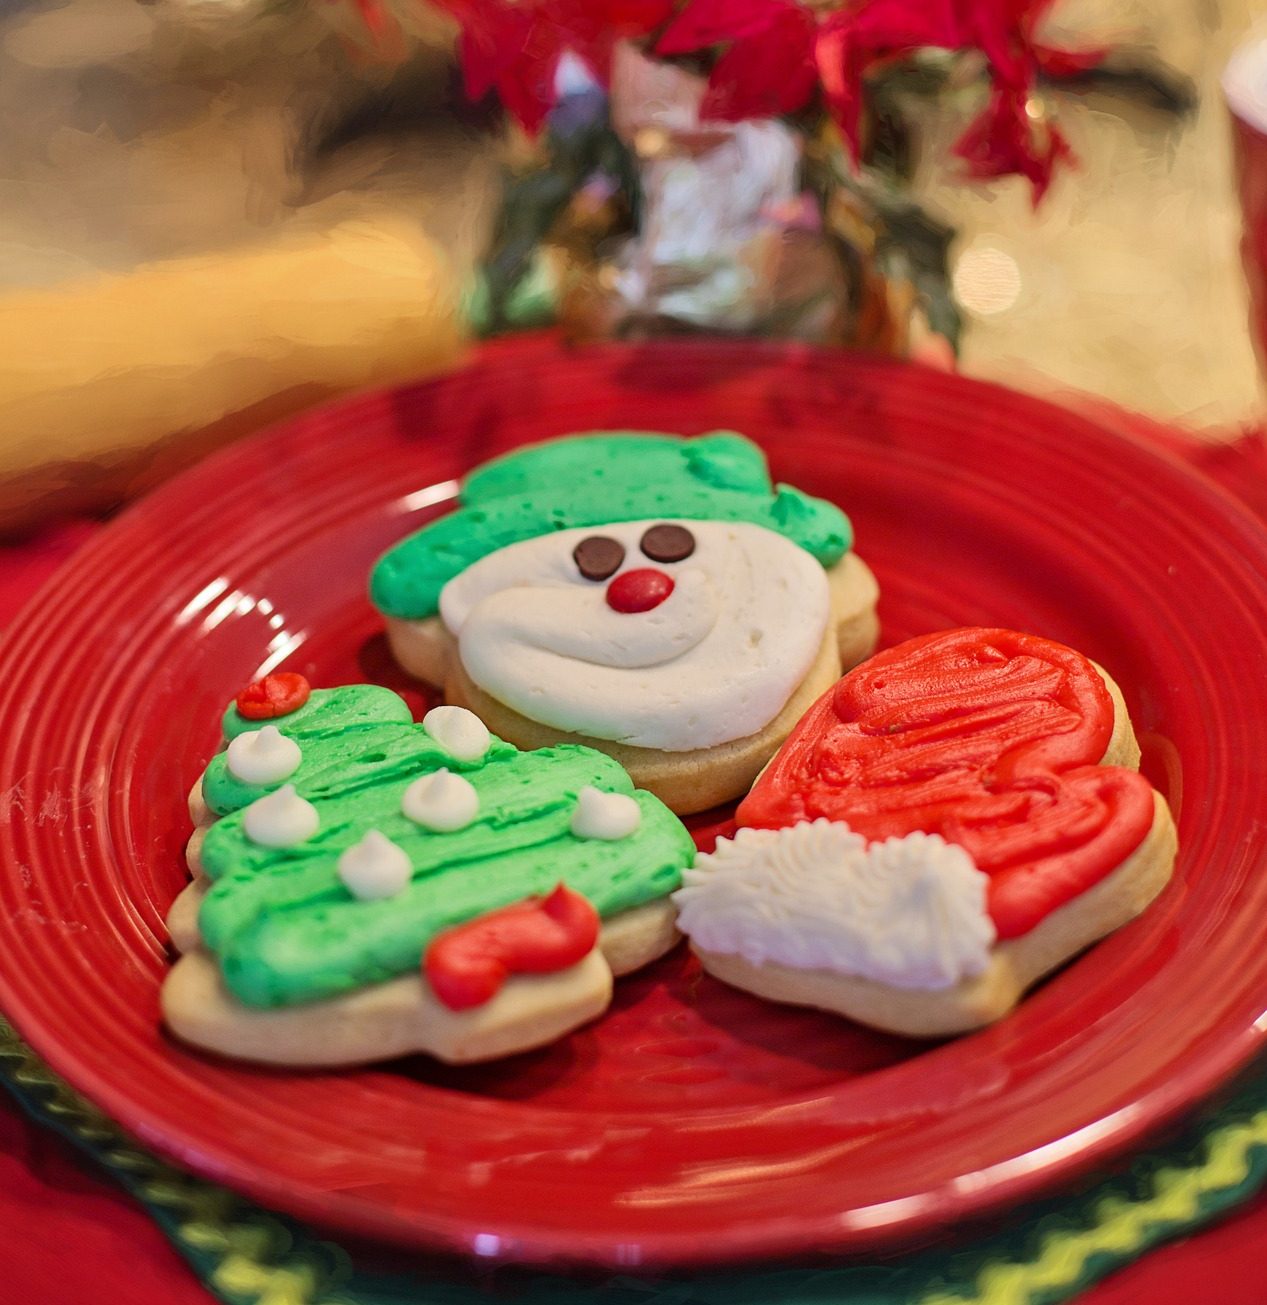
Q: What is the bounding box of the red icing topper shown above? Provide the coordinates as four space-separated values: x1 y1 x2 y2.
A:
424 884 601 1011
606 568 675 613
736 628 1157 940
235 672 311 720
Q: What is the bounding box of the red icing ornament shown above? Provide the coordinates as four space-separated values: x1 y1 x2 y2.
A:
606 568 675 613
235 672 311 720
424 884 601 1011
736 628 1157 940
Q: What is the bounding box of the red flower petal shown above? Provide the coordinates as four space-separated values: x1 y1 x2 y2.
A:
699 8 817 119
495 25 568 133
851 0 963 53
814 17 868 162
440 0 673 133
658 0 794 55
454 14 521 102
953 85 1073 203
601 0 676 28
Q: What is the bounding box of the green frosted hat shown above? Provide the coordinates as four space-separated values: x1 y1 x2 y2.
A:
370 431 852 620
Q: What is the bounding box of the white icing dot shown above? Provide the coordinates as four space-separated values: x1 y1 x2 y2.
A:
422 706 491 762
337 830 413 901
242 784 319 848
570 786 641 841
401 768 480 832
225 725 302 785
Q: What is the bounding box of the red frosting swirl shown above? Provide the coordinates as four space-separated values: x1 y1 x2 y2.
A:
424 884 601 1010
735 628 1156 939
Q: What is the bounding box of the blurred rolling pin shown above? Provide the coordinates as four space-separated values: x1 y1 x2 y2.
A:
0 215 467 532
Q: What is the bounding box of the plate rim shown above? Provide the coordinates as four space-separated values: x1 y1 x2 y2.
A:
4 335 1267 1266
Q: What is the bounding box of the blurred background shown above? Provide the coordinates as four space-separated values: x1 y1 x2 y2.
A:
0 0 1263 529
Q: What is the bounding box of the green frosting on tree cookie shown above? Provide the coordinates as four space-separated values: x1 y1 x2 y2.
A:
369 430 853 620
202 685 416 817
196 687 695 1009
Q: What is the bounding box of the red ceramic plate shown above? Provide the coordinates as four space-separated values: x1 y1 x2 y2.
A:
2 336 1267 1268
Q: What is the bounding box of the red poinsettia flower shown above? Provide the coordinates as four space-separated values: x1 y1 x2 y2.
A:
432 0 676 133
425 0 1097 197
657 0 1094 197
658 0 964 126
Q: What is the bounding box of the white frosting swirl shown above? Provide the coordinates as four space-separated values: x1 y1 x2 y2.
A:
422 705 491 762
242 784 320 848
337 830 413 900
673 820 996 991
570 786 642 840
225 725 302 785
439 520 829 752
401 768 480 832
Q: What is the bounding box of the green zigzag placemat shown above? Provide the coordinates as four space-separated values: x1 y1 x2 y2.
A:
5 1016 1267 1305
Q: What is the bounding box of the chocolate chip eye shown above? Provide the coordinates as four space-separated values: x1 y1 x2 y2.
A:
573 535 625 581
640 523 696 563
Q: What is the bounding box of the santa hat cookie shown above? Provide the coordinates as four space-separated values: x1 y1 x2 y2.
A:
164 674 694 1067
370 431 880 815
673 629 1178 1037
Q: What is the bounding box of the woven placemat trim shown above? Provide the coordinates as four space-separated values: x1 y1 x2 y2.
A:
4 1013 1267 1305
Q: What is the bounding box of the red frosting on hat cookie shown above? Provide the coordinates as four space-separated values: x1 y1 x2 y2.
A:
735 628 1157 940
424 884 601 1010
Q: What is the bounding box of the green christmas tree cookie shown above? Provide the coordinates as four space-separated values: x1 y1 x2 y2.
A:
162 674 695 1067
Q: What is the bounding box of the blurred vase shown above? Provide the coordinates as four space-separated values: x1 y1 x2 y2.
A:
478 44 928 355
571 44 855 342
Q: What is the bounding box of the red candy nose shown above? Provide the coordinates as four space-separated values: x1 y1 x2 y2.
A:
606 568 675 613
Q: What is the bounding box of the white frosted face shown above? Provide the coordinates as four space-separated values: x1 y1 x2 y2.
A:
438 520 830 752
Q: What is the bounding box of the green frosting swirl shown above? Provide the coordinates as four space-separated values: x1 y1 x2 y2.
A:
369 431 853 620
196 687 695 1009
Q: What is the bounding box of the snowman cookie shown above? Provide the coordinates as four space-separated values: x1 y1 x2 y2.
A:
674 629 1178 1037
164 673 695 1067
370 431 879 815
